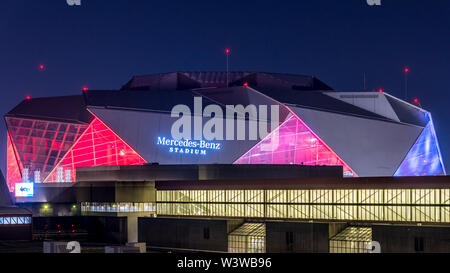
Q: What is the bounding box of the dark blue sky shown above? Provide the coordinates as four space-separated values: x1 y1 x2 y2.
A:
1 0 449 174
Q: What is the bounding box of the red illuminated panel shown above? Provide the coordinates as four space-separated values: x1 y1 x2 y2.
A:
45 117 147 182
234 114 356 176
5 117 88 181
6 131 23 192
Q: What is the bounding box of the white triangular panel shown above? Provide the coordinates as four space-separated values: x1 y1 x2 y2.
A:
289 106 424 177
88 107 261 165
324 92 400 122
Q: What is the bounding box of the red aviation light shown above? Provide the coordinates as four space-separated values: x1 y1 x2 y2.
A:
378 89 383 93
413 98 419 103
82 86 89 91
243 82 249 87
225 48 230 54
404 68 409 73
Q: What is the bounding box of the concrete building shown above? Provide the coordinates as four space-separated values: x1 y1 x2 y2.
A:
7 164 450 253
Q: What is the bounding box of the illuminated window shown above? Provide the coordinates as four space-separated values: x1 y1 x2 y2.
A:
5 117 88 185
234 114 355 176
228 223 265 253
80 202 156 213
45 117 146 182
330 227 372 253
0 216 32 225
395 115 446 176
157 188 450 224
6 131 23 192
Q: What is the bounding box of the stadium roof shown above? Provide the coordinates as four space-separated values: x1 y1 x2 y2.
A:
6 72 333 120
5 72 430 126
84 88 227 113
120 71 333 90
5 95 92 124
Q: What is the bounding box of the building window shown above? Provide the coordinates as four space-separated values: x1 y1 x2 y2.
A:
228 223 266 253
414 237 424 252
156 189 450 225
203 227 210 240
0 216 31 225
329 227 372 253
286 231 294 245
81 202 156 213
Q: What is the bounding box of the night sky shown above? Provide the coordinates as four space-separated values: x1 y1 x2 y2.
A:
1 0 449 175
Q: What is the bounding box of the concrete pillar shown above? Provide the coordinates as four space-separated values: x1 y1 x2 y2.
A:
127 215 138 243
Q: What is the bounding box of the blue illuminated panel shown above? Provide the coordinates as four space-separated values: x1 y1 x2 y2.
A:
0 217 31 225
394 114 446 176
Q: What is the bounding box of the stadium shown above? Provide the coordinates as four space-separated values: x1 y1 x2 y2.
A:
1 71 448 253
4 71 445 191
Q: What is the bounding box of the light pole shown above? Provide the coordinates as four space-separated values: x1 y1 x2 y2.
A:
363 72 366 91
404 67 409 100
225 48 230 87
